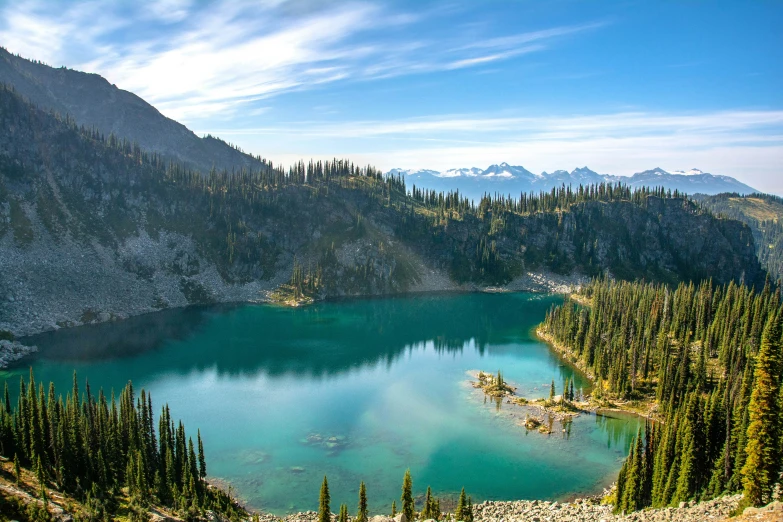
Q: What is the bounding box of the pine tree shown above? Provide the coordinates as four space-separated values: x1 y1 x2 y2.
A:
197 430 206 479
549 380 555 402
620 430 644 512
422 486 432 520
455 488 467 521
614 455 628 513
14 453 20 485
401 469 414 522
357 481 368 522
35 455 45 488
741 313 783 506
339 503 349 522
391 501 397 517
319 476 331 522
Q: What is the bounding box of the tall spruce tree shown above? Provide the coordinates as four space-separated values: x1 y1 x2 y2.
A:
197 430 206 479
401 470 414 522
357 481 368 522
455 488 467 522
421 486 432 520
741 312 783 506
319 476 331 522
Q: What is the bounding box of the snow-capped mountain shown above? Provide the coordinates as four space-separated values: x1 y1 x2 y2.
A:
671 168 704 176
625 168 756 194
443 167 483 178
480 162 539 180
385 164 757 200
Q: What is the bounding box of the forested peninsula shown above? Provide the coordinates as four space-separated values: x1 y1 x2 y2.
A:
539 278 783 513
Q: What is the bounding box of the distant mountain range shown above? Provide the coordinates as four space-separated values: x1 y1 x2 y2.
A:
387 163 758 200
0 47 265 174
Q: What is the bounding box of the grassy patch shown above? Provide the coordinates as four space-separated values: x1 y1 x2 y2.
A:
729 197 782 223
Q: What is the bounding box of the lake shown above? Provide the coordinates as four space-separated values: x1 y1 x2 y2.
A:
4 292 640 515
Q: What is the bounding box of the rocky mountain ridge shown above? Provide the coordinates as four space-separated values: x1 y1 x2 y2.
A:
0 46 266 174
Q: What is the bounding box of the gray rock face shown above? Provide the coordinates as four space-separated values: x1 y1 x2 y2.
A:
0 229 284 338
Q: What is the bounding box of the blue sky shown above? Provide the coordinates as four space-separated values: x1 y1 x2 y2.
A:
1 0 782 193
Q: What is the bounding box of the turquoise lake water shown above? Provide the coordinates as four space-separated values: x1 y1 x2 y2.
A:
5 293 640 515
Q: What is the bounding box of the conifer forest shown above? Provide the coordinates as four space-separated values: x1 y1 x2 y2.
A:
540 278 783 512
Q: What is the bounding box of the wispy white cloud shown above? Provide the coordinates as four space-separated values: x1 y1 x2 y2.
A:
203 109 783 139
0 1 128 66
146 0 194 23
444 45 545 70
456 21 608 52
0 0 604 122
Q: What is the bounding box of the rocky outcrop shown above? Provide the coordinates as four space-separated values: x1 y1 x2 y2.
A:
0 339 37 368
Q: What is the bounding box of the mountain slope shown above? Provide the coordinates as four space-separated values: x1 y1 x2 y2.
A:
0 86 766 339
388 165 757 200
693 192 783 281
0 47 265 174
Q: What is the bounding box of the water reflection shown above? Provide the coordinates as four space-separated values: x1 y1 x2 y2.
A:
19 305 232 361
17 293 563 379
595 411 639 450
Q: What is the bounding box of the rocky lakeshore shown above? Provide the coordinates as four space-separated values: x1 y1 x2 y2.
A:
468 495 743 522
249 495 746 522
